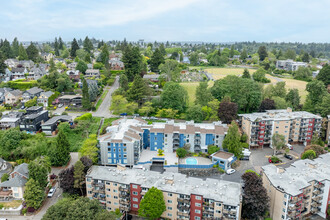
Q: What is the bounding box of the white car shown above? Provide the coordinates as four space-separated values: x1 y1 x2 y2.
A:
47 187 56 198
226 169 236 175
58 104 64 108
242 149 251 157
287 144 293 150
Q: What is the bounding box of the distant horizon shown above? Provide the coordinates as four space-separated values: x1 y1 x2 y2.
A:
1 0 330 43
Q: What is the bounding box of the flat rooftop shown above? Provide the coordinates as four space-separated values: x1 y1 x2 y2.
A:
262 153 330 196
87 166 242 206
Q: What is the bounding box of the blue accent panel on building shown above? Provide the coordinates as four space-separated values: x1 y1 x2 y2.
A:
142 129 150 149
205 134 214 145
179 134 186 147
107 143 127 164
149 132 164 151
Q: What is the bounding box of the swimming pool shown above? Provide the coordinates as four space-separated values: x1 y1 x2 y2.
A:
185 157 198 165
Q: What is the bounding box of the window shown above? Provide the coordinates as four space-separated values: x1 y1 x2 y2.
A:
107 195 110 198
114 183 117 186
123 144 126 146
168 193 172 197
118 149 121 152
216 210 221 213
195 209 201 214
195 217 200 220
168 213 172 217
155 137 157 140
133 198 138 202
167 200 172 203
107 201 111 204
133 204 138 208
87 178 91 182
276 126 279 129
113 189 117 192
107 207 112 210
114 196 118 199
113 148 116 152
281 215 285 219
124 148 127 152
283 208 285 212
106 182 110 185
133 191 138 195
165 134 167 137
285 126 288 128
283 201 286 205
168 207 172 210
217 203 221 207
195 202 201 207
132 185 138 189
195 196 201 200
107 143 110 146
107 189 110 191
108 148 111 151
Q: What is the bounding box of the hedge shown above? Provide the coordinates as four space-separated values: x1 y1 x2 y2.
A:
110 70 124 75
5 80 38 90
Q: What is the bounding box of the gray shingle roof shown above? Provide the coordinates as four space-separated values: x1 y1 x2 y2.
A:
26 87 44 95
13 163 29 179
0 175 27 187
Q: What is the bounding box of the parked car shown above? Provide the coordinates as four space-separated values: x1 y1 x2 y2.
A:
120 113 127 116
226 169 236 175
242 149 251 157
286 144 293 150
47 187 56 198
133 114 140 117
21 105 25 109
58 103 64 108
284 154 293 160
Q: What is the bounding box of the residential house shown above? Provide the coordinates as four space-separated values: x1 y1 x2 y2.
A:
0 163 29 200
22 87 44 103
143 74 160 82
182 56 190 64
0 111 24 130
0 158 12 183
68 62 77 70
109 60 124 70
54 58 65 64
211 151 236 171
40 52 54 62
98 118 228 166
276 59 308 71
19 106 49 133
85 69 100 79
86 166 242 219
27 67 47 81
66 70 80 81
41 115 72 135
58 95 82 106
0 87 12 103
37 91 54 107
11 67 27 81
18 60 34 69
4 90 22 105
4 59 19 68
238 108 322 148
262 153 330 219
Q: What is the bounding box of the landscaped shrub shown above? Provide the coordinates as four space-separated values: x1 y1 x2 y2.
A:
301 150 316 160
176 148 187 158
207 145 219 155
270 156 281 163
245 169 260 177
75 113 92 121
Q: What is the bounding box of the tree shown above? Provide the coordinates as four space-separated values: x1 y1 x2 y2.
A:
138 187 166 220
159 59 181 82
18 43 28 60
110 95 128 114
122 46 142 81
176 148 187 158
127 75 151 104
271 133 285 155
222 121 243 158
301 150 316 159
24 179 45 210
316 63 330 86
242 68 250 79
186 105 204 123
189 52 199 66
272 81 286 97
119 74 129 91
25 96 37 108
241 172 269 219
305 80 327 106
73 160 85 195
42 197 117 220
76 60 88 74
70 38 79 57
273 96 288 108
294 66 312 81
211 75 262 113
79 135 98 164
301 52 310 63
100 44 109 65
12 37 19 57
0 128 25 159
83 36 93 53
207 99 220 121
259 99 276 112
195 82 213 106
253 68 270 83
138 102 154 116
80 156 93 173
1 173 9 182
286 89 300 110
1 39 13 59
285 49 296 60
218 97 238 124
49 130 70 166
159 43 166 56
26 42 39 61
207 145 220 155
0 52 6 75
160 82 188 112
316 94 330 117
54 37 60 56
82 78 91 110
28 156 51 188
149 48 164 72
240 48 247 61
257 46 268 61
230 45 235 58
58 166 79 194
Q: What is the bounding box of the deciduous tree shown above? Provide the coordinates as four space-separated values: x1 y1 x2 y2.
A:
195 82 213 106
222 121 243 158
24 179 45 210
259 98 276 112
160 82 188 112
138 187 166 220
271 133 285 155
218 97 238 124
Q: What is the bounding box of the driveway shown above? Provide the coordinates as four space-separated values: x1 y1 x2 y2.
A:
51 152 79 176
93 76 119 118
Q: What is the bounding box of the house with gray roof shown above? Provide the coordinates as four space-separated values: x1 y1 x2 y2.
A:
0 158 12 182
37 91 54 107
4 90 23 105
18 60 34 69
11 67 27 81
41 115 72 135
22 87 44 102
4 59 19 68
0 87 12 103
27 67 47 81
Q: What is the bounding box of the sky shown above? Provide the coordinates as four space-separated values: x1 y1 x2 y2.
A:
1 0 330 43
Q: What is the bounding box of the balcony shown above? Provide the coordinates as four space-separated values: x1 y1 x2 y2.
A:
119 186 129 192
203 202 215 208
312 195 322 202
194 140 201 145
119 205 130 211
311 201 321 208
178 197 190 203
173 134 180 139
312 189 323 196
119 192 130 198
314 183 324 189
177 210 189 217
120 199 130 205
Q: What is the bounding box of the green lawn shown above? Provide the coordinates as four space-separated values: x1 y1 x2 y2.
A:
100 117 119 135
180 81 214 106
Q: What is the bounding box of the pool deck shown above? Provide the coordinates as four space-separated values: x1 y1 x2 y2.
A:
179 156 213 165
139 150 178 165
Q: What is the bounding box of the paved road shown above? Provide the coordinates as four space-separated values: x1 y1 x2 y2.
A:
51 152 79 176
93 76 119 118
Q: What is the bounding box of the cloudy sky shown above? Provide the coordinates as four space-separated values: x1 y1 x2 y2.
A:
1 0 329 42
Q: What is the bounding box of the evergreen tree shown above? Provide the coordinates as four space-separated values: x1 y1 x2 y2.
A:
100 44 109 65
138 187 166 220
242 68 251 79
301 52 310 63
12 37 19 57
149 48 164 72
50 130 70 166
159 43 166 56
18 43 28 60
83 36 93 53
1 39 13 59
26 42 39 61
230 45 235 58
70 38 79 57
24 179 45 210
119 74 129 91
286 89 300 110
82 78 91 110
127 75 151 104
195 82 213 106
58 37 64 50
0 52 6 75
258 46 268 61
222 121 243 158
74 160 85 195
97 40 104 49
54 37 60 56
240 48 247 61
84 53 91 63
122 46 142 81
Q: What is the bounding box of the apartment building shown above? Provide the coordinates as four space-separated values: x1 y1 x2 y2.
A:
276 59 308 71
239 108 322 148
262 153 330 219
86 165 242 220
98 118 228 166
327 115 330 146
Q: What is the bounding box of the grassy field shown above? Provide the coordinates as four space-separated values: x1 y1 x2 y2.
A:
100 117 119 135
180 81 214 106
206 67 257 80
0 200 22 208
